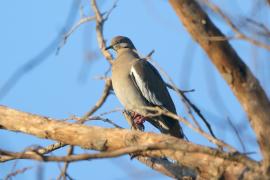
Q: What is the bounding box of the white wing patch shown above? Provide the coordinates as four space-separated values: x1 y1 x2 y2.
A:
130 66 163 106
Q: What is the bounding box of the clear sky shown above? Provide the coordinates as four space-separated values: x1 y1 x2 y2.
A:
0 0 269 179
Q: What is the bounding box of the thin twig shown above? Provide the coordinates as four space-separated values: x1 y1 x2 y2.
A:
143 49 155 60
151 60 217 140
133 105 237 152
54 77 112 178
245 18 270 37
202 0 270 51
53 3 115 173
4 167 32 180
91 0 116 64
57 146 74 180
87 116 122 128
57 15 96 54
0 142 66 162
0 78 112 163
226 117 246 153
98 107 123 116
55 77 112 177
0 143 168 162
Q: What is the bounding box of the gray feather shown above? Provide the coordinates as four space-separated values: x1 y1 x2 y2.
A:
130 60 176 113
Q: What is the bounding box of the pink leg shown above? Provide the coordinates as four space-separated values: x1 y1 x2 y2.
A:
134 115 146 125
131 112 146 125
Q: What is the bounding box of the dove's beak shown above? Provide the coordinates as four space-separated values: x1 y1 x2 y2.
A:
105 45 113 50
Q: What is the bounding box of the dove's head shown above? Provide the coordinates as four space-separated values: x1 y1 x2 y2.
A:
105 36 136 51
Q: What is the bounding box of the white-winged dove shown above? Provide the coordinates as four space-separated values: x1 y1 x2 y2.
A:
106 36 183 138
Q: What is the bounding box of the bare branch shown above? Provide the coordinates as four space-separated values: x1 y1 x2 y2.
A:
226 117 246 153
1 78 112 163
91 0 114 64
57 15 96 54
201 0 270 51
0 143 175 162
143 49 155 61
0 106 261 179
135 106 235 152
0 142 66 163
152 60 217 140
87 116 122 128
245 18 270 37
57 146 74 180
4 166 32 180
169 0 270 172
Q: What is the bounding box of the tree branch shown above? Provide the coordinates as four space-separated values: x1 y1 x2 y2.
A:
202 0 270 51
91 0 114 64
0 105 262 179
169 0 270 173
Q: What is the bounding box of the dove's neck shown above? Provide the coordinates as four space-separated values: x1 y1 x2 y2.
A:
116 48 140 60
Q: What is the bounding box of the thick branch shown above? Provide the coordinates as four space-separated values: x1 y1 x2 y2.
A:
0 106 262 179
169 0 270 172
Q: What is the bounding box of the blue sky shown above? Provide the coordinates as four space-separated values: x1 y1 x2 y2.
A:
0 0 269 179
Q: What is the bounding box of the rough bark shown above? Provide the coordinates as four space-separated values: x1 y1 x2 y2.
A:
169 0 270 173
0 105 265 179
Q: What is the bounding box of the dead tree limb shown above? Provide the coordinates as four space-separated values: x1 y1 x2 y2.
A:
169 0 270 173
0 105 264 179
